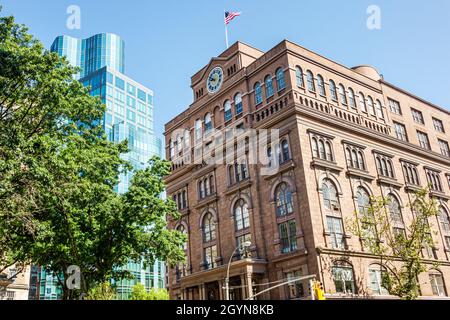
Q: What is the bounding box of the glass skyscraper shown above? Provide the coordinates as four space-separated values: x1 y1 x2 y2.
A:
30 33 164 300
50 34 125 79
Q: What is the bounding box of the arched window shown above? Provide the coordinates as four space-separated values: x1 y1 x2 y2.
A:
265 75 274 98
275 183 294 217
228 165 234 185
178 225 188 251
199 180 205 199
317 75 326 96
357 151 365 170
169 139 175 159
254 82 262 105
204 178 210 196
204 113 212 133
348 88 356 108
312 137 319 158
359 92 367 112
234 93 243 115
376 100 384 119
182 190 187 208
184 129 190 149
387 194 403 224
367 96 375 115
322 179 339 211
439 208 450 233
224 100 232 122
325 141 333 161
281 140 290 162
295 67 304 87
234 199 250 231
319 140 326 159
195 119 202 140
267 146 273 167
369 264 389 295
332 262 355 294
276 68 286 91
329 80 337 101
306 70 315 92
429 270 447 296
338 84 347 105
356 187 370 217
203 213 216 243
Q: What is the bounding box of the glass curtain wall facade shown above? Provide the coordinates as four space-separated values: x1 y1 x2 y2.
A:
50 33 125 79
34 33 164 300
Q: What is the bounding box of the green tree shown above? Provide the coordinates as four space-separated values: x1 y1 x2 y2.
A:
84 282 116 300
346 188 440 300
130 283 169 300
0 10 186 299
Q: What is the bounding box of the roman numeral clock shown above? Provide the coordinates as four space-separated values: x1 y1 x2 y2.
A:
207 66 223 94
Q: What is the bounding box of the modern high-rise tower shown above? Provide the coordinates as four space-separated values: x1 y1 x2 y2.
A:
29 33 165 300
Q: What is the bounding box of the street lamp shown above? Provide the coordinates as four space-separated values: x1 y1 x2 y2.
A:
224 241 251 301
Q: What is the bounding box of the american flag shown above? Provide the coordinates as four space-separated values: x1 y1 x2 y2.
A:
225 11 241 25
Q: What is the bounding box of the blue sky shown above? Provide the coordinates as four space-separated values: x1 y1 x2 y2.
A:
2 0 450 141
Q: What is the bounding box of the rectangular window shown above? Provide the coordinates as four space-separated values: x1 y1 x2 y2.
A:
411 108 424 124
148 94 154 106
438 139 450 157
127 83 136 96
114 90 125 103
444 236 450 250
127 96 136 109
138 101 146 114
114 104 124 116
326 216 345 249
433 118 445 133
127 110 136 122
106 72 114 84
204 245 217 270
236 234 252 259
388 98 402 115
279 220 297 254
137 89 147 102
106 100 113 111
286 270 305 299
106 85 114 97
394 122 408 142
115 76 125 90
417 131 430 150
332 267 355 294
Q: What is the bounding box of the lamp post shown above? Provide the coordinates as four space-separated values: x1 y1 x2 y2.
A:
224 241 251 301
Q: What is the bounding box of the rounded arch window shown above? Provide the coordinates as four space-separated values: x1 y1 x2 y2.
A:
202 212 216 243
322 179 340 211
234 199 250 231
275 182 293 217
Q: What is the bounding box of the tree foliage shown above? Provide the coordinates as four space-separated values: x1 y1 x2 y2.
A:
346 187 440 300
130 283 169 300
0 9 185 299
84 282 116 300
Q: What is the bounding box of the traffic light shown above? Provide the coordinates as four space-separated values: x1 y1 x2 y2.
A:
314 281 326 300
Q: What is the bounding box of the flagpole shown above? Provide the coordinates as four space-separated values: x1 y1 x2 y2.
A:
224 11 229 48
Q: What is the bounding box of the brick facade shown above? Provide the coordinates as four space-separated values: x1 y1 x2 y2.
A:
164 40 450 300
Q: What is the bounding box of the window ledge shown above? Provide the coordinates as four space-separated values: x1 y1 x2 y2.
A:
311 159 343 172
430 191 450 200
405 183 421 193
377 177 403 188
346 168 375 181
225 179 252 196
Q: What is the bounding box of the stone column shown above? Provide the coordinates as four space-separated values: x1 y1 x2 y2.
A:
200 283 206 300
246 272 253 299
218 280 224 300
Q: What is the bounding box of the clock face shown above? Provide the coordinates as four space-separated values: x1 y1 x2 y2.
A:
206 67 224 94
